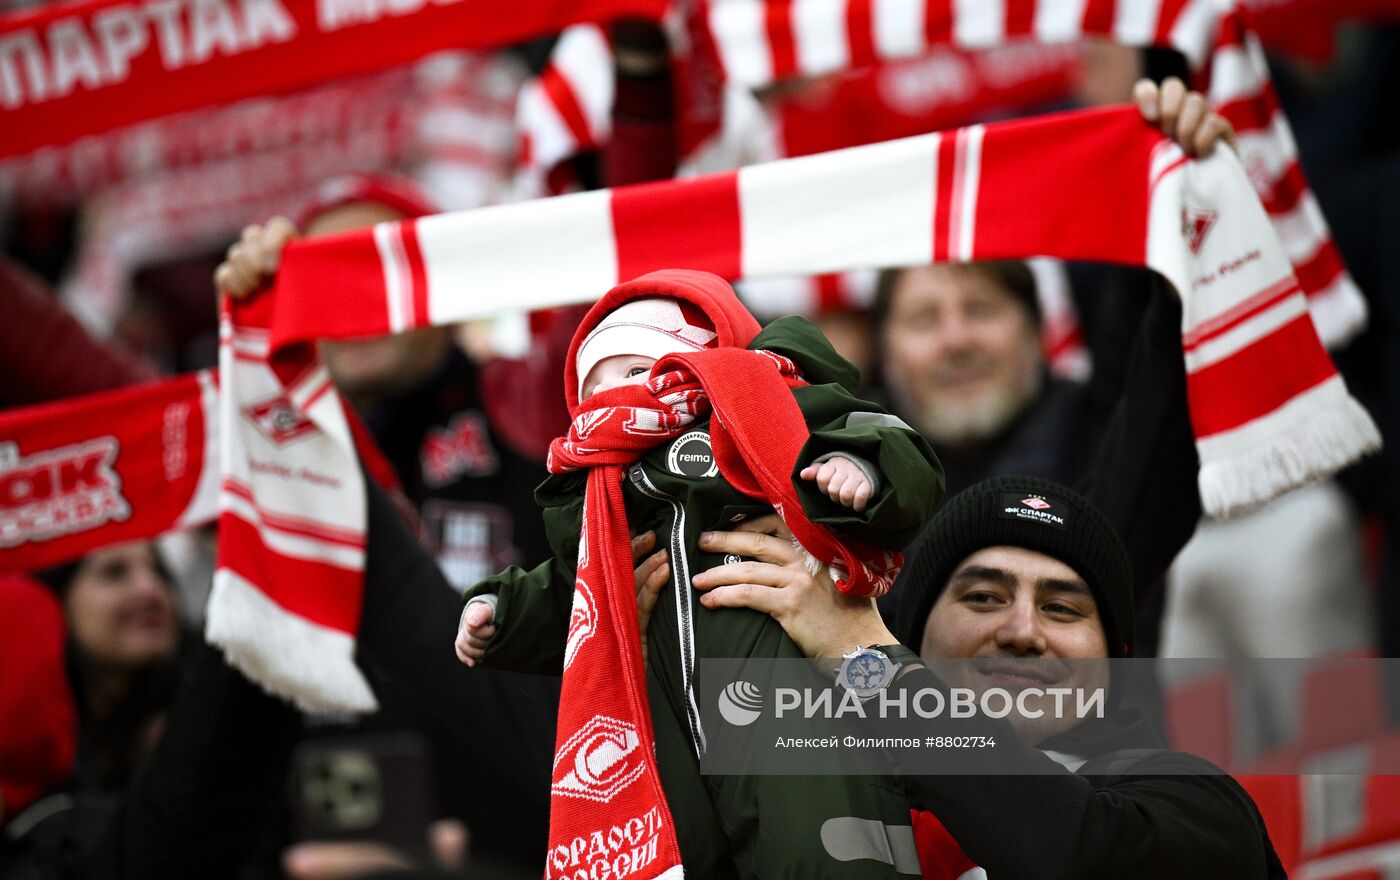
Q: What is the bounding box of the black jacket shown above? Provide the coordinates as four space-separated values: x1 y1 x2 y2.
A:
883 647 1286 880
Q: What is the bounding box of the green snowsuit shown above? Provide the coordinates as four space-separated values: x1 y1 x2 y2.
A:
465 316 943 878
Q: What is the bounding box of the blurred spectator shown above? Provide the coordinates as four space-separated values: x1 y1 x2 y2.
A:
1270 25 1400 663
1163 482 1373 660
873 261 1044 476
867 257 1201 626
0 575 75 830
38 543 182 794
2 543 299 880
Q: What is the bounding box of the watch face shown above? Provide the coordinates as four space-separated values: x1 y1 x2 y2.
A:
837 648 897 698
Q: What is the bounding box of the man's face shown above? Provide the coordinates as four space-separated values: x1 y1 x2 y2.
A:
881 264 1043 446
921 545 1110 744
304 202 451 411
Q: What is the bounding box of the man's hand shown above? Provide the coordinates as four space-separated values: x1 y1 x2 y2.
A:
1133 76 1236 156
214 216 298 299
800 457 874 512
692 515 896 658
455 600 495 668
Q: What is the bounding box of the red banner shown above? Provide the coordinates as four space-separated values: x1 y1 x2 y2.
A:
0 372 220 572
0 63 421 202
0 0 663 159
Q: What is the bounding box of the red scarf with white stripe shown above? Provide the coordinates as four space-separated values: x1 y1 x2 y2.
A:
543 339 897 879
210 293 405 712
203 107 1374 713
1 107 1373 714
518 0 1363 347
699 0 1367 345
0 0 1363 347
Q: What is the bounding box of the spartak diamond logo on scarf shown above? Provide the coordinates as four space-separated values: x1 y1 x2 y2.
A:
563 580 596 671
244 396 317 445
0 439 130 547
1181 206 1218 255
551 715 644 803
573 408 614 441
1021 497 1051 510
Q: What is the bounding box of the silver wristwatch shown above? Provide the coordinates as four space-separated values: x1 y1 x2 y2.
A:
835 645 900 698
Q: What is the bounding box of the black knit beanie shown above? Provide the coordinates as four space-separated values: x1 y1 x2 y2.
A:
895 475 1135 657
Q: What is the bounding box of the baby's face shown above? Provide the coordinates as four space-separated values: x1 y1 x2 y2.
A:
581 354 658 399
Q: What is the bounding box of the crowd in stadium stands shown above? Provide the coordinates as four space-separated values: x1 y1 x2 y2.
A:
2 11 1399 880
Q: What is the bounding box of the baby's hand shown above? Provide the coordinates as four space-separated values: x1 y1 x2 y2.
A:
455 599 496 667
799 456 873 512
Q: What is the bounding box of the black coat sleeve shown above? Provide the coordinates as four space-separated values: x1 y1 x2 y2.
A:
354 476 558 846
887 661 1277 880
1075 281 1201 591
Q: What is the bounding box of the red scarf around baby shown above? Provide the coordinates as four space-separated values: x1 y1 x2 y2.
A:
541 271 900 879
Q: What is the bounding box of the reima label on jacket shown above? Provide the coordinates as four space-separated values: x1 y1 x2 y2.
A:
667 431 718 478
998 493 1066 530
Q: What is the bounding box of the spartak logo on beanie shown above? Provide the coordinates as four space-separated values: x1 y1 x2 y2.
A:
998 492 1066 530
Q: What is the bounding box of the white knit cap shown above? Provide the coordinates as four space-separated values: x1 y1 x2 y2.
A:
577 297 718 397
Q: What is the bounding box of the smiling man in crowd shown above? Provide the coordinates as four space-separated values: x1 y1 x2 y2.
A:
693 474 1286 879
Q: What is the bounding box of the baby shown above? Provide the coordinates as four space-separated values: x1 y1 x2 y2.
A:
457 269 942 878
459 300 884 665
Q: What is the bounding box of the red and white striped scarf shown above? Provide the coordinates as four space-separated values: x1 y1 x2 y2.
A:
210 292 405 712
1 107 1372 712
201 106 1379 714
519 0 1364 346
543 350 898 880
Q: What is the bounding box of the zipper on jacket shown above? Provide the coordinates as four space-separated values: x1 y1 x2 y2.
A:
629 463 708 757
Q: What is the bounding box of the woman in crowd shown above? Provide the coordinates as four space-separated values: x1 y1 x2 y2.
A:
39 542 183 796
2 543 299 880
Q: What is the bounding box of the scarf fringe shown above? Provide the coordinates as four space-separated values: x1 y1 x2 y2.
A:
205 571 378 716
1198 376 1381 519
